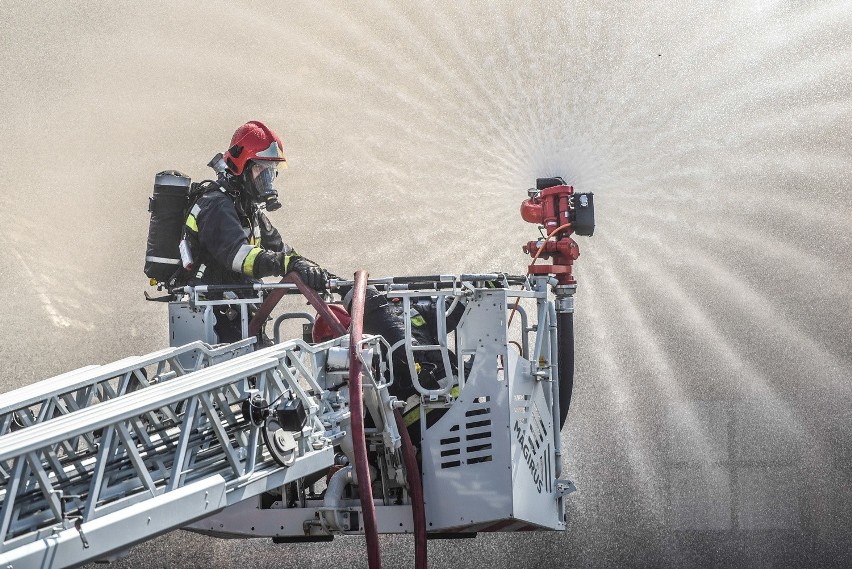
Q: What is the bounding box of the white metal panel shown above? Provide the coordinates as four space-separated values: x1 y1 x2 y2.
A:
422 289 516 530
421 289 564 532
421 346 513 529
187 499 415 537
168 303 219 368
507 349 564 530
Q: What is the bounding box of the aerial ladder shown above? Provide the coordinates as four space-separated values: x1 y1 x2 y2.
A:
0 178 593 568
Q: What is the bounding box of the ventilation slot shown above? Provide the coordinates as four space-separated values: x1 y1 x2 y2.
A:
468 456 491 464
437 396 495 469
530 402 548 446
465 419 491 430
465 431 490 442
465 407 490 417
513 393 530 416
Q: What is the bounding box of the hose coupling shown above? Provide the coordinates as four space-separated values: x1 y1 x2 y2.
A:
554 284 576 313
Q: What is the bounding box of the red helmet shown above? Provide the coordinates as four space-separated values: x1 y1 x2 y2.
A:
223 121 287 175
312 304 352 343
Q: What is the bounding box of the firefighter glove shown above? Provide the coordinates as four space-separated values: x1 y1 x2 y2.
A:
284 254 330 291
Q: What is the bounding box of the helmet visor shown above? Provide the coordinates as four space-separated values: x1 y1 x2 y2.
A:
250 161 278 190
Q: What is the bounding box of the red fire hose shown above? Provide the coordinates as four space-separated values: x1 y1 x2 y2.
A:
250 271 426 567
395 408 428 569
348 270 382 568
247 273 346 338
348 273 426 568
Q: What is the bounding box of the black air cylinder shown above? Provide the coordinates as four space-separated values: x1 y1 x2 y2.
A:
144 171 191 283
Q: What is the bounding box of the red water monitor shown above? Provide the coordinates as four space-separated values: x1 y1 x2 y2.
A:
520 177 595 285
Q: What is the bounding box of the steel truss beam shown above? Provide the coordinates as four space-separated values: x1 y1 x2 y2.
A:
0 337 382 569
0 340 256 439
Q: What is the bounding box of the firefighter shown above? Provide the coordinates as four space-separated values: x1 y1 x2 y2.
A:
184 120 331 342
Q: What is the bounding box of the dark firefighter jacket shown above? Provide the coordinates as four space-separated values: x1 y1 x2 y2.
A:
182 183 295 287
359 287 465 398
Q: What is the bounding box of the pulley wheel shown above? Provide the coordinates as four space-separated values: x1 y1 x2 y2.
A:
263 417 298 467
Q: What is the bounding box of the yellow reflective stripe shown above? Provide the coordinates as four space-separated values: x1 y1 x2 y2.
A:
231 244 254 272
282 254 295 272
242 247 262 276
403 407 420 427
186 214 198 233
403 385 460 426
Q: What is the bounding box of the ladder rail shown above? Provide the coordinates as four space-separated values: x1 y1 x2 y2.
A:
0 340 255 437
0 337 371 562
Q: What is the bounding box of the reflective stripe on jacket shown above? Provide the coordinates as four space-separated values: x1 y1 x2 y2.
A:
184 188 291 285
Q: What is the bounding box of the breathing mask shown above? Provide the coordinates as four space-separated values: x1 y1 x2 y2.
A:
245 160 282 211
